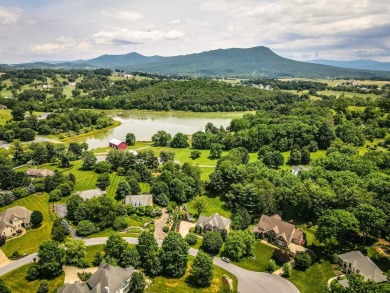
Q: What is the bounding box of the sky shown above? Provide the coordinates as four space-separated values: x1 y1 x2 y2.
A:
0 0 389 63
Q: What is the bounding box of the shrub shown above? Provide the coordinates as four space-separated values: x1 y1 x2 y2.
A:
36 280 49 293
26 264 39 280
266 259 277 273
0 236 6 247
162 226 169 233
306 249 317 262
282 263 292 278
189 227 195 233
10 251 20 260
95 161 112 174
190 150 201 160
330 253 339 264
184 233 198 245
76 220 97 237
77 271 92 281
113 216 128 231
49 189 62 202
294 251 312 270
31 210 44 227
273 249 290 264
202 231 223 255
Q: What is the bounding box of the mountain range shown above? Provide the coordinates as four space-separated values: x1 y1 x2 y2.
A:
308 59 390 72
2 46 390 78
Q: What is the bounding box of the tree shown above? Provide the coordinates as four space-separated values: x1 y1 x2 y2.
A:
0 279 10 293
126 133 136 146
31 210 43 227
96 173 110 190
76 220 96 237
294 251 312 270
66 195 83 221
288 149 302 165
37 281 49 293
11 107 25 121
317 121 336 149
160 231 189 277
120 246 140 268
193 196 206 216
224 231 246 261
282 263 292 277
170 133 189 148
129 271 145 293
159 151 175 163
272 151 284 168
51 219 68 242
184 233 198 245
202 231 223 255
316 210 359 249
190 150 201 160
95 161 111 173
267 259 277 273
137 231 161 276
37 240 65 278
190 251 213 287
127 178 141 195
300 148 311 165
19 128 35 141
209 143 223 159
63 239 87 267
116 181 131 199
354 204 387 245
81 151 97 170
152 130 171 147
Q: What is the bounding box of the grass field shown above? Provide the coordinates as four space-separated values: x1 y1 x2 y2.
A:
2 263 65 293
0 193 56 257
0 109 12 125
187 194 231 218
289 262 335 293
146 255 238 293
231 241 276 272
85 244 105 266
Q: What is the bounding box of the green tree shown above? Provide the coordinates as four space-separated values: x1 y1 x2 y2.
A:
81 151 97 170
63 239 87 267
190 251 213 287
289 149 302 165
316 121 336 149
137 231 162 276
266 259 277 273
272 151 284 168
294 251 312 270
152 130 171 147
354 204 387 245
170 132 189 148
209 143 223 159
159 151 175 163
300 148 311 165
282 263 292 277
129 271 145 293
31 210 43 227
116 181 131 199
96 173 110 190
190 150 201 160
202 231 223 255
37 240 65 278
125 133 136 146
94 161 112 173
19 128 35 141
51 219 68 242
76 220 96 237
11 107 25 121
160 231 189 277
193 196 206 216
224 231 246 261
104 233 129 265
36 280 49 293
120 246 140 268
0 279 10 293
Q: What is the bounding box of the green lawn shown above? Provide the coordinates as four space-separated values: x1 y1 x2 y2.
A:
187 194 231 218
1 193 56 257
289 262 335 293
366 245 390 272
2 264 64 293
85 244 105 266
0 109 12 125
146 255 237 293
298 225 322 247
231 241 275 272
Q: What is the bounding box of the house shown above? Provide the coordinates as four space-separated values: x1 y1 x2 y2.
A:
291 165 311 176
0 206 32 237
338 251 387 283
26 169 54 177
253 214 304 248
76 189 106 201
0 105 7 109
125 194 153 207
196 213 231 234
42 84 53 89
57 263 135 293
109 138 128 150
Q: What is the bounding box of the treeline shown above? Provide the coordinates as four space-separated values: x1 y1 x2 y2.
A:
244 78 328 91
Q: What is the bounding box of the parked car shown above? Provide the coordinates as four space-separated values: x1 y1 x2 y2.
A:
221 257 231 263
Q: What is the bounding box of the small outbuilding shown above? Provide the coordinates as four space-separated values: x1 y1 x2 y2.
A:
109 138 128 150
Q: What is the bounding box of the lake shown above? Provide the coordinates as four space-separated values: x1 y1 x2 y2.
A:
84 110 249 149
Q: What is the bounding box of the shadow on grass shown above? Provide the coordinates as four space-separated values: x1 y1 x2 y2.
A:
184 274 212 289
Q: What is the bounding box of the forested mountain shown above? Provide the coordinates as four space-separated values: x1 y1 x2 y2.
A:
309 59 390 72
3 46 390 78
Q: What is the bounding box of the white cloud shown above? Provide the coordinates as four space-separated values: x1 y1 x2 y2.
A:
29 37 91 55
0 6 22 25
93 29 185 45
102 10 143 21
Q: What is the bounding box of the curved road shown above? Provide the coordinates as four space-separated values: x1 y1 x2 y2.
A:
0 237 299 293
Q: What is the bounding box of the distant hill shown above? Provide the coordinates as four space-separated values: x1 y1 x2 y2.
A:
4 46 390 78
308 59 390 72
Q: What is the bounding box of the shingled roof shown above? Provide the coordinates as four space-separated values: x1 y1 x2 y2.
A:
0 206 32 233
196 213 231 231
26 169 54 177
76 189 106 201
125 194 153 207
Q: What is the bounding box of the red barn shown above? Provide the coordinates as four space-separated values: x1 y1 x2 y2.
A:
109 138 128 150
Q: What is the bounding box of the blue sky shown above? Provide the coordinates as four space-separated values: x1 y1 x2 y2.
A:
0 0 389 63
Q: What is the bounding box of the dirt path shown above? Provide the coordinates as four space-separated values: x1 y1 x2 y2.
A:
0 249 12 269
154 208 169 240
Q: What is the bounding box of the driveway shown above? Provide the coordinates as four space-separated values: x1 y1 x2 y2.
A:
154 208 169 240
0 237 300 293
178 221 195 237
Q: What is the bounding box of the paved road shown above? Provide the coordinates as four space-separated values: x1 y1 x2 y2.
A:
0 237 300 293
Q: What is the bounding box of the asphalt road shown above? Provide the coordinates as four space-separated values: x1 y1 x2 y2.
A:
0 237 300 293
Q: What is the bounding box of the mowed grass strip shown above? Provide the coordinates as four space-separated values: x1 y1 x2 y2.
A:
2 264 64 293
1 193 56 257
231 241 276 272
187 195 231 218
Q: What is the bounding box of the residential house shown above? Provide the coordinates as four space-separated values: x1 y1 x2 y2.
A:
338 251 387 283
253 214 304 248
109 138 128 150
57 263 135 293
196 213 231 234
125 194 153 207
42 84 53 89
0 206 32 237
76 188 106 201
26 169 54 177
291 165 311 176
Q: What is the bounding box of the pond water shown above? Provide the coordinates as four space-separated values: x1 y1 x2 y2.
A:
84 110 249 149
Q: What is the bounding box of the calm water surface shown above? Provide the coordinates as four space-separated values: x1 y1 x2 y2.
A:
84 110 249 149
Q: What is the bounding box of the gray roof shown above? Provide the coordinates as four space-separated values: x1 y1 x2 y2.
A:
338 251 387 283
291 165 311 175
57 264 134 293
77 189 106 201
0 206 32 233
125 194 153 207
196 213 231 231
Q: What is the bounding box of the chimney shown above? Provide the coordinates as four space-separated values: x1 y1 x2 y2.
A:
105 286 109 293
